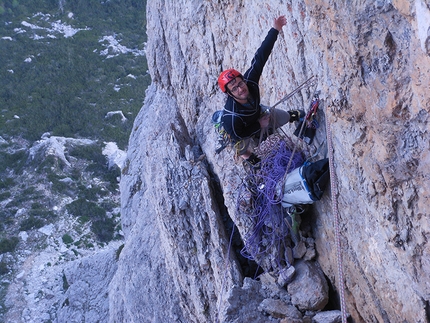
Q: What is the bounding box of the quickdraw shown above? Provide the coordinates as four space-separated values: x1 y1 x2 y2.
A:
293 94 320 144
305 95 320 126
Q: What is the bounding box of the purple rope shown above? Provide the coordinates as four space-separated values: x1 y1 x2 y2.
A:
237 140 305 267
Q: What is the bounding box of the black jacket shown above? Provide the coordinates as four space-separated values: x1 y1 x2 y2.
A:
222 28 279 142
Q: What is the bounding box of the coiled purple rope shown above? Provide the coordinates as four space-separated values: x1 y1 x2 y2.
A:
237 139 305 269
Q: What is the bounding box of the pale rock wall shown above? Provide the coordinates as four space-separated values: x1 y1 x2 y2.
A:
55 247 120 323
109 87 243 322
110 0 430 323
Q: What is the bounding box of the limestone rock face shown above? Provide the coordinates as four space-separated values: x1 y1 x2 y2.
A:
55 248 120 323
109 1 430 323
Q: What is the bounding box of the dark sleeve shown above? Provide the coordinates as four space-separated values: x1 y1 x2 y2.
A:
243 28 279 83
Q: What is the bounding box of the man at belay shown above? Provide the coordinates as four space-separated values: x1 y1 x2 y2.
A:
215 15 330 273
217 15 304 168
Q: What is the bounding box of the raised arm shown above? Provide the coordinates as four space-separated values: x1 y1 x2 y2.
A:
244 15 287 83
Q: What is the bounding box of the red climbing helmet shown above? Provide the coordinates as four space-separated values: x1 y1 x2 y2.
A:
218 69 242 92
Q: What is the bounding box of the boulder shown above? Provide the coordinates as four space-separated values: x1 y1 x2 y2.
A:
287 260 329 311
312 310 343 323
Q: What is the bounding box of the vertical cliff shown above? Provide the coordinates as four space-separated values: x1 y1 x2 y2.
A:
109 1 430 322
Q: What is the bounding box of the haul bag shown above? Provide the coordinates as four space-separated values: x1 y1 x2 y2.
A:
281 158 329 207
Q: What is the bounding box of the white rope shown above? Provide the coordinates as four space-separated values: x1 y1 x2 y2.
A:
326 116 348 323
270 75 316 109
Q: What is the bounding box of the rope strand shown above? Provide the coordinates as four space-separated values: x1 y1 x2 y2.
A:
326 116 348 323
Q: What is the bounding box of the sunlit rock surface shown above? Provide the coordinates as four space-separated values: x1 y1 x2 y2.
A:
109 1 429 322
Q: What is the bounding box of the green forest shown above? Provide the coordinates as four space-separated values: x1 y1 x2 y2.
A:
0 0 149 148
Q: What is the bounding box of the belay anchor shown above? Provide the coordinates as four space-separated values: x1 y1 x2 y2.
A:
293 94 320 144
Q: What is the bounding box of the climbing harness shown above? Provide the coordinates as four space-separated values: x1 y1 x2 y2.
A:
326 117 348 323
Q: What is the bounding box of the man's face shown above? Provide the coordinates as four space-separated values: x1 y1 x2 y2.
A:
226 77 249 101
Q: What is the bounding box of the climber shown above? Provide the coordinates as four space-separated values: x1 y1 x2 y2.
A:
218 15 304 167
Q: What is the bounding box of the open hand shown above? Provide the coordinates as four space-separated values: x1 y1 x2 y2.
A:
273 15 287 31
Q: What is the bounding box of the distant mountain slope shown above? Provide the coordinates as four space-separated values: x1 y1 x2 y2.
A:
0 1 148 321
